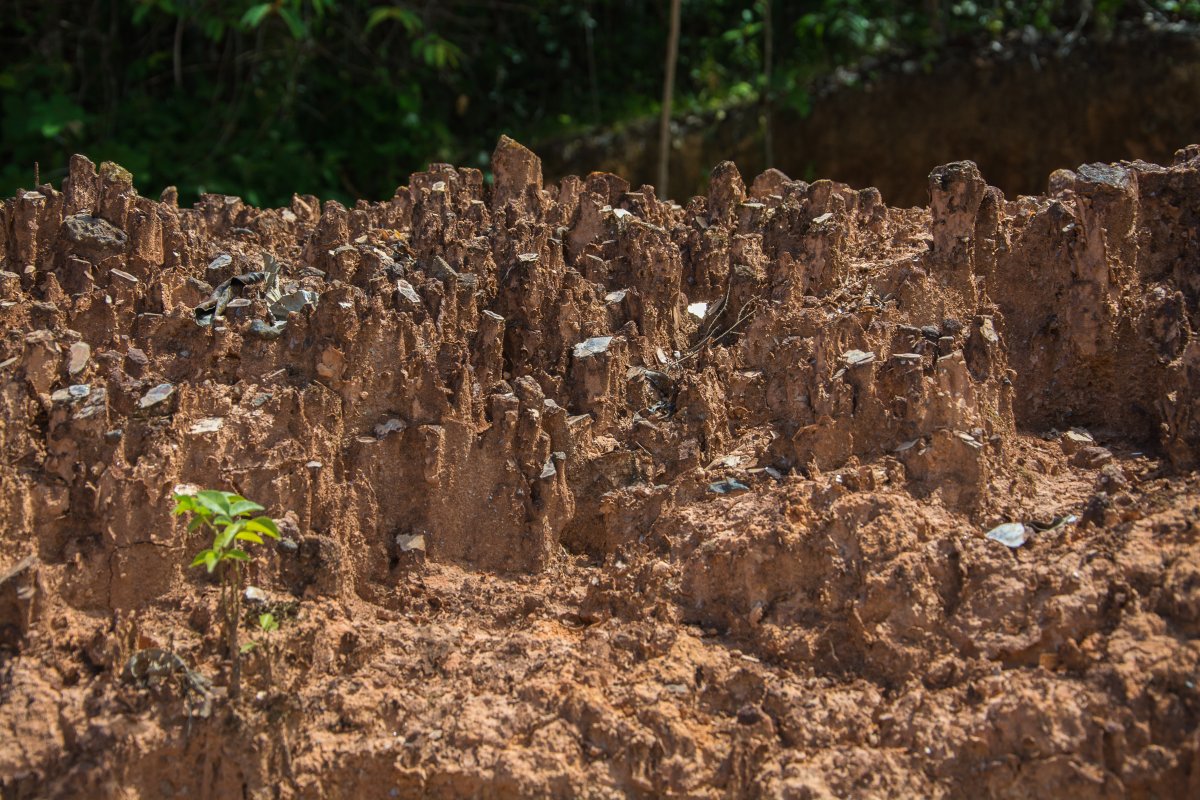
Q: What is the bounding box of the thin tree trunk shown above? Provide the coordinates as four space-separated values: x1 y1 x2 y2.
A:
173 13 184 90
762 0 773 168
657 0 682 200
584 0 600 123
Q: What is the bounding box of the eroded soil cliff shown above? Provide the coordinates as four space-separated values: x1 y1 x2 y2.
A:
1 139 1199 798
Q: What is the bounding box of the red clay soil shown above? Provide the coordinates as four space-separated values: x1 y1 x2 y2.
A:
1 139 1199 798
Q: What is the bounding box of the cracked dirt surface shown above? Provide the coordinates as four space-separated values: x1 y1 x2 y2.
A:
1 139 1199 798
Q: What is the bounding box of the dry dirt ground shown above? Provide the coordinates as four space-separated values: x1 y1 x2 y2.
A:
1 139 1199 798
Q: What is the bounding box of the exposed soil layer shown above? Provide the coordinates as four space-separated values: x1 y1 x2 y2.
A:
1 140 1199 798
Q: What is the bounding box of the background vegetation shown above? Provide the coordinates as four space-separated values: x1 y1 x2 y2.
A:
2 0 1197 206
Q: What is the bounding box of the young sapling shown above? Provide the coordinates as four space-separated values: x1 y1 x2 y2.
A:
174 489 279 700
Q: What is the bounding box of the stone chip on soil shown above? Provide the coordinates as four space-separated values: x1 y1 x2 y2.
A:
207 254 232 272
841 349 876 367
396 534 426 552
188 417 224 434
985 522 1030 548
709 477 750 494
63 214 127 258
1073 445 1114 469
50 384 90 404
573 336 613 359
137 382 175 410
374 418 406 438
67 342 91 376
1060 429 1095 455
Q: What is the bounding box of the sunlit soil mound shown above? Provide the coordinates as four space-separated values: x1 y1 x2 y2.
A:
1 139 1199 798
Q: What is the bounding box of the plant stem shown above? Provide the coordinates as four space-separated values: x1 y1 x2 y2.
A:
227 562 242 700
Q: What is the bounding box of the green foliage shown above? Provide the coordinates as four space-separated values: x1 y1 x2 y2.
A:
177 489 280 573
239 613 279 654
173 488 279 700
1 1 1196 204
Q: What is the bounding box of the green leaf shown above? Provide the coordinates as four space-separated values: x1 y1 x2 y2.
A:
229 499 265 517
173 495 205 516
224 548 251 562
187 516 207 533
241 3 273 29
205 551 219 573
278 6 307 39
195 490 232 517
190 548 213 568
240 641 258 654
259 612 278 632
235 531 264 545
245 517 280 539
216 518 247 550
366 6 422 34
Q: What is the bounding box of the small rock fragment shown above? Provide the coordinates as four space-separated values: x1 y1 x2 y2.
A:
955 431 983 449
63 214 127 259
985 522 1030 548
74 387 107 420
208 254 232 272
374 418 406 438
709 478 749 495
573 336 613 359
125 348 149 377
1060 429 1095 456
395 280 422 305
0 556 41 646
68 342 91 377
977 316 999 344
1073 446 1113 469
841 349 876 367
138 383 175 410
396 534 426 553
736 705 763 725
249 320 287 339
271 289 319 319
50 384 91 404
189 417 224 434
427 256 458 282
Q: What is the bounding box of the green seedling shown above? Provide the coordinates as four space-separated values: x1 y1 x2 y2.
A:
240 612 279 654
242 612 283 687
174 489 279 700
